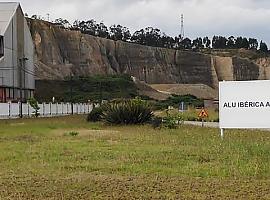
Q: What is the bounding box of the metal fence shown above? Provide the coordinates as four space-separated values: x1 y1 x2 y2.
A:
0 102 93 119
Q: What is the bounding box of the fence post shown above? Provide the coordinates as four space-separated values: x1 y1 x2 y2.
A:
18 102 20 118
50 103 52 115
43 103 45 116
27 102 30 117
8 102 11 118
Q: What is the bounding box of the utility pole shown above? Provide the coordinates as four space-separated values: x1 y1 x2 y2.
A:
70 72 74 115
99 81 102 105
19 57 28 118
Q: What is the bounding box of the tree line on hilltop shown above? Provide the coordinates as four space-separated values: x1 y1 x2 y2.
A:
31 15 269 53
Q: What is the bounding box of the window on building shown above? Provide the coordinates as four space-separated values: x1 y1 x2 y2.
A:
0 36 3 58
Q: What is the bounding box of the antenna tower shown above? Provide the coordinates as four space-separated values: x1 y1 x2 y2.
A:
180 14 184 40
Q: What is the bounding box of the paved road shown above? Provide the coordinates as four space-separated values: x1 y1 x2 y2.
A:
184 121 219 128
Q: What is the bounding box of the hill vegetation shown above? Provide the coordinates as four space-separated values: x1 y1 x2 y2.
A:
31 16 270 54
35 75 138 103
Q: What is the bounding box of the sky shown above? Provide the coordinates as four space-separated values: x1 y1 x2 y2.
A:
3 0 270 44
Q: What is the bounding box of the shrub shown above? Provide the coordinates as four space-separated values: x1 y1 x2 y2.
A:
28 97 40 118
186 116 198 121
153 94 204 110
163 116 177 129
87 107 103 122
102 98 153 124
150 116 163 129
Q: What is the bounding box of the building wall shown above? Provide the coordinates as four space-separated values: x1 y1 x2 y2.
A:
0 4 34 102
1 13 18 88
24 18 35 90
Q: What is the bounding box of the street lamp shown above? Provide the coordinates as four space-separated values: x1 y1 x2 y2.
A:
19 57 28 118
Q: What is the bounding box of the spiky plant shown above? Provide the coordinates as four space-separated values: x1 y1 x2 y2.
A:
103 98 153 124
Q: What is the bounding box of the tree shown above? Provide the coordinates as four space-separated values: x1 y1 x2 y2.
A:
84 19 98 35
212 36 228 49
72 20 81 30
235 37 248 48
192 37 204 49
96 22 109 38
131 27 162 47
55 18 71 28
241 37 250 49
109 25 131 41
31 15 37 19
203 37 211 48
227 36 235 48
248 38 258 50
160 34 175 49
131 29 145 45
144 27 162 47
259 41 268 53
179 38 192 49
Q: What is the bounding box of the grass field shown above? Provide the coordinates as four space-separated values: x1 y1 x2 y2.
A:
0 116 269 199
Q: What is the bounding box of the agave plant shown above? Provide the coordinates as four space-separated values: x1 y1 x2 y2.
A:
103 98 153 124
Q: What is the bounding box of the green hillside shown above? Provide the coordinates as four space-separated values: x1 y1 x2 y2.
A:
35 75 138 103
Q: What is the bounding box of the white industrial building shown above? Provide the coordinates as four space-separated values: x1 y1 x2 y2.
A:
0 2 34 102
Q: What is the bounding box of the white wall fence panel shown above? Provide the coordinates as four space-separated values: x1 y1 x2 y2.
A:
10 103 20 117
0 103 9 117
0 102 93 119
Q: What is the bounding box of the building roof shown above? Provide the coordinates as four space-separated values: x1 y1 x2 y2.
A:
0 2 20 36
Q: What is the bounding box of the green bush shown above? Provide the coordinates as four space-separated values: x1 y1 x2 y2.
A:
154 94 204 110
162 111 180 129
28 97 40 118
102 98 153 124
87 107 103 122
163 116 178 129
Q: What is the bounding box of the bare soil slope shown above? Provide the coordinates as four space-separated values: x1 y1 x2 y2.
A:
151 84 218 99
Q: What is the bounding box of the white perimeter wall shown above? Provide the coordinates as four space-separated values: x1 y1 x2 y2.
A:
0 103 93 118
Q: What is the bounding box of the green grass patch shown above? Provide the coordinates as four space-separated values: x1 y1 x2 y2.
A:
0 116 269 199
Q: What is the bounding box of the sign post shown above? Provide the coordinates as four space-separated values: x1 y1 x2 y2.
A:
220 128 224 139
198 108 208 127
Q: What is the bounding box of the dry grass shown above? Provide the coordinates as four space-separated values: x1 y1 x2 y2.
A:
0 115 269 199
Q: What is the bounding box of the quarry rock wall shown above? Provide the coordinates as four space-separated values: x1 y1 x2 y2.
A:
30 20 268 89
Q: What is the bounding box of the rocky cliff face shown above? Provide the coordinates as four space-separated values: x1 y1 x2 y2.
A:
29 20 269 89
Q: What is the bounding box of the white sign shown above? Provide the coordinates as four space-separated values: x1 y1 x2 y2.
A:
219 80 270 129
